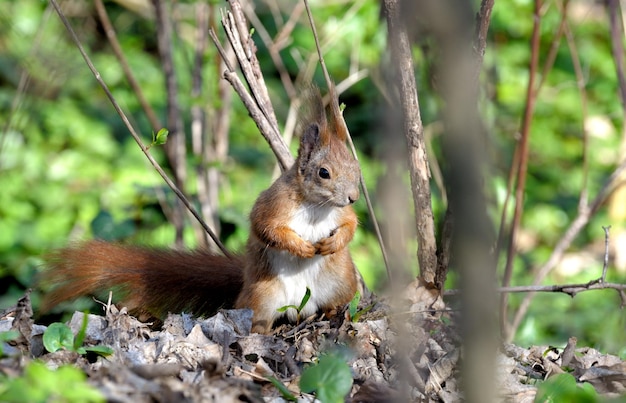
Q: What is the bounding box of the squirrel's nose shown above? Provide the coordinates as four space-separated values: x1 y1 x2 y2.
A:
348 189 359 204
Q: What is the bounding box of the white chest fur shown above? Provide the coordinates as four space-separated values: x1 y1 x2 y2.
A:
290 203 338 243
268 204 342 321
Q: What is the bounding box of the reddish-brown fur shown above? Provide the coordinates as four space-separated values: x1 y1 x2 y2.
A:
42 87 361 334
43 241 244 318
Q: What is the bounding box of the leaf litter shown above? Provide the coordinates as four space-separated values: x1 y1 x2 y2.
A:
1 284 626 402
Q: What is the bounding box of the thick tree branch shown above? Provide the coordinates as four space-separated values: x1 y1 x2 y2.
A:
382 0 438 288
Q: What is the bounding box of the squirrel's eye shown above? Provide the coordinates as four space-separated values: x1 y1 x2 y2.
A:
318 167 331 179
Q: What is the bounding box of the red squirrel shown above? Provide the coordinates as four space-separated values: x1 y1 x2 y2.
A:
42 88 361 334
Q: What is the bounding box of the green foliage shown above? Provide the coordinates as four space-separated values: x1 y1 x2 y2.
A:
535 373 598 403
277 287 311 322
0 361 104 403
348 291 374 323
43 315 113 357
300 354 353 403
150 128 169 147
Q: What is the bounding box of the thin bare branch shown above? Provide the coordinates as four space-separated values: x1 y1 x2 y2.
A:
303 0 391 282
210 1 294 172
500 0 542 340
226 0 280 134
151 0 187 246
602 226 611 282
608 0 626 114
242 2 300 99
447 281 626 296
447 226 616 297
93 0 161 132
509 159 626 338
49 0 231 258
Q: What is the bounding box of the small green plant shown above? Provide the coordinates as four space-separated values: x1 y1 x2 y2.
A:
535 373 598 403
149 127 169 147
300 354 353 403
277 287 311 323
0 361 105 403
43 314 113 357
348 291 374 322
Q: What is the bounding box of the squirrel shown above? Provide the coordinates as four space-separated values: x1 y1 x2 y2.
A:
41 87 361 334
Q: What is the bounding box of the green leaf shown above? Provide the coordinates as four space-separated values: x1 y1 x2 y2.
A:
348 291 360 320
276 304 299 313
267 376 297 401
43 323 75 353
153 128 169 146
535 373 598 403
0 361 105 403
300 355 353 403
351 303 374 323
277 287 311 314
84 345 114 356
73 312 89 351
297 287 311 312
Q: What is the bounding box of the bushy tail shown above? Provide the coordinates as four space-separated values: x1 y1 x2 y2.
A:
41 240 244 318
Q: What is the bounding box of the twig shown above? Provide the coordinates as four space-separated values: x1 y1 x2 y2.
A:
241 1 300 99
226 0 280 135
607 0 626 113
152 0 187 246
49 0 231 258
601 226 611 282
302 0 391 282
448 227 617 299
507 2 626 339
190 2 216 247
535 0 568 94
447 281 626 297
509 158 626 335
473 0 495 82
94 0 187 244
500 0 542 340
93 0 161 132
209 2 294 172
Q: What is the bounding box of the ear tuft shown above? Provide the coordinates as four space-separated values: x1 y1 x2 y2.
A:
327 83 347 142
297 123 321 173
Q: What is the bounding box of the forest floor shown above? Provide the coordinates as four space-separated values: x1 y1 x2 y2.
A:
1 281 625 402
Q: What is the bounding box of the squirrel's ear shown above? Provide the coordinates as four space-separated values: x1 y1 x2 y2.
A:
298 123 321 173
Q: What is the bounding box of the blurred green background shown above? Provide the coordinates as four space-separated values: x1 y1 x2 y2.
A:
1 0 625 354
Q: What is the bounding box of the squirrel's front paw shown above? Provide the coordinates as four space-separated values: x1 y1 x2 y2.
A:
296 240 317 259
314 235 338 256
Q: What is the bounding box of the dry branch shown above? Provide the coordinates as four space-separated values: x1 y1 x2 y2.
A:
94 0 161 133
152 0 187 246
448 227 626 306
209 0 293 172
506 0 626 340
302 0 390 282
382 0 438 287
500 0 542 340
49 0 231 258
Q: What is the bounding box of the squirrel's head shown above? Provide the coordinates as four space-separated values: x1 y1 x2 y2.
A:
295 87 361 208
